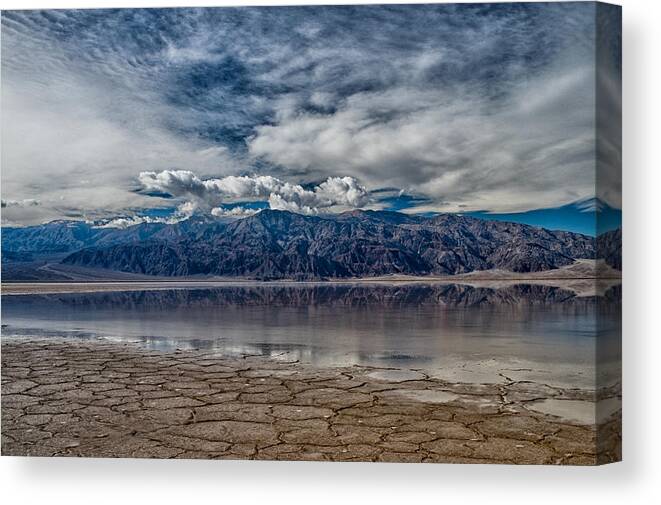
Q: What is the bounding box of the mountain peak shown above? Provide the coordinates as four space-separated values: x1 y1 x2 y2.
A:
335 209 420 224
252 208 303 221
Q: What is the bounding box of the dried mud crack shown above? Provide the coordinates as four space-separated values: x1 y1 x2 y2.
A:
1 338 621 464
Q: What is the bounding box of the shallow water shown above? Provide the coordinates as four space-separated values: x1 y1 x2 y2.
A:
1 283 620 377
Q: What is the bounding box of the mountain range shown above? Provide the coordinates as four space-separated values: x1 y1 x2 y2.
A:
1 209 619 281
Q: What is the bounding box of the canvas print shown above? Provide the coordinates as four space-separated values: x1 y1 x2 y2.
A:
1 2 621 465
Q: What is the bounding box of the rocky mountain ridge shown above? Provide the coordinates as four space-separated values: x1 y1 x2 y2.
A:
9 209 598 279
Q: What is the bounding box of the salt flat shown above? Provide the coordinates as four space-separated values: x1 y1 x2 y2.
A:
1 337 621 464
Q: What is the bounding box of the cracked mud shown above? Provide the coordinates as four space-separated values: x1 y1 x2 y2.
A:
1 339 621 464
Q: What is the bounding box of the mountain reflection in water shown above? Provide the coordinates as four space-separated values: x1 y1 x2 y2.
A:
1 283 621 370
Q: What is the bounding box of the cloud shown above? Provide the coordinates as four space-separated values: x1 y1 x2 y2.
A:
596 5 622 209
139 170 369 214
210 206 259 218
1 4 620 225
1 199 43 225
1 9 246 226
1 199 40 208
94 215 169 229
574 197 606 213
94 202 196 229
248 63 599 213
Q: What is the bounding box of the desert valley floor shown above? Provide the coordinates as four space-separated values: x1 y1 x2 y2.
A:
1 336 621 464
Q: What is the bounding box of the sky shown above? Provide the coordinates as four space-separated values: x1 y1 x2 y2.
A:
0 3 621 234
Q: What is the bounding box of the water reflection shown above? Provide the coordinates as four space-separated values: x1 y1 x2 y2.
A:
1 283 621 371
3 282 620 308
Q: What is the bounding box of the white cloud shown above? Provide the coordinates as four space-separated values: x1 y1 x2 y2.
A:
1 11 246 226
248 62 598 214
1 199 40 208
94 202 196 229
210 206 259 218
138 171 369 215
93 215 165 229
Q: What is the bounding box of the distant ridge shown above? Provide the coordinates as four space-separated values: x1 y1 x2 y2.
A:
1 209 617 281
22 209 599 280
